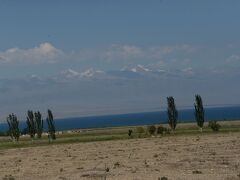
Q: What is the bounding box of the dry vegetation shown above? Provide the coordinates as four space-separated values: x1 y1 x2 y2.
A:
0 122 240 180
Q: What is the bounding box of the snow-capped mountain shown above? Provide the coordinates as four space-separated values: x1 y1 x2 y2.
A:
60 68 110 80
80 68 105 78
130 64 151 73
121 64 151 73
29 74 43 81
58 64 196 82
61 69 80 79
120 64 168 78
120 64 196 79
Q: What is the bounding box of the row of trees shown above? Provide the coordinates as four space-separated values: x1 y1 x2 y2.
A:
167 94 205 132
129 94 206 137
5 94 206 142
6 109 56 142
26 111 43 139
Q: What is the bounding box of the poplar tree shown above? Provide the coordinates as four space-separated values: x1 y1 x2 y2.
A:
26 110 36 139
34 111 44 138
7 113 20 142
46 109 56 141
194 94 205 132
167 96 178 132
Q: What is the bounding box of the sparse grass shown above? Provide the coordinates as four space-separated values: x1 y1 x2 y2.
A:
0 120 240 150
192 170 202 174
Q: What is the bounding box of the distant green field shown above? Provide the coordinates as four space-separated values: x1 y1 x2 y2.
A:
0 121 240 150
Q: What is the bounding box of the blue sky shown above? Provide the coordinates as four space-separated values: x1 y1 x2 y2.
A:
0 1 240 49
0 0 240 50
0 0 240 120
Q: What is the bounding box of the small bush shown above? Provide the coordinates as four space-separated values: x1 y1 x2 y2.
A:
158 177 168 180
105 167 110 172
3 175 15 180
208 120 221 131
157 126 168 135
136 127 145 134
114 162 120 168
128 129 133 137
192 170 202 174
136 127 145 137
147 125 156 135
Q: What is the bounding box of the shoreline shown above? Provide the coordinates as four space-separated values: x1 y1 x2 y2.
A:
0 120 239 150
1 105 240 131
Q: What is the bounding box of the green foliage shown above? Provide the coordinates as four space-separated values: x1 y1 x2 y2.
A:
34 111 43 138
46 109 56 141
128 129 133 137
157 126 169 135
208 120 221 131
147 125 156 135
194 95 205 130
136 127 145 137
26 110 36 139
6 113 20 142
167 96 178 131
136 126 145 133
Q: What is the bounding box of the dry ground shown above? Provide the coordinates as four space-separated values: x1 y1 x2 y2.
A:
0 133 240 180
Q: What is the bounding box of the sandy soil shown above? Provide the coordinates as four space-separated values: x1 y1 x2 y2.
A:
0 133 240 180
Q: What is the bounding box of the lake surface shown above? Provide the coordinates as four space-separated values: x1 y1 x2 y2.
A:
0 106 240 131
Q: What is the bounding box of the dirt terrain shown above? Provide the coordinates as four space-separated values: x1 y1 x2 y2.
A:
0 133 240 180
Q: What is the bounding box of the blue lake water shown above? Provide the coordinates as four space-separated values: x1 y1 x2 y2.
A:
0 106 240 131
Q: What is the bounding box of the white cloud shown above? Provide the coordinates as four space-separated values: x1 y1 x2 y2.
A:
226 54 240 63
106 44 194 60
0 43 195 67
148 44 195 59
0 42 63 64
74 44 194 64
102 44 143 61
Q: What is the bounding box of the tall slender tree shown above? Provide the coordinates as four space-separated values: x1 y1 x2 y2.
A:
34 111 44 138
46 109 56 141
194 94 205 132
167 96 178 132
7 113 20 142
26 110 36 139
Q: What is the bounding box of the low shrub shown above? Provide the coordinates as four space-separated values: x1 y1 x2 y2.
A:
208 120 221 131
156 126 168 135
158 177 168 180
136 127 145 137
128 129 133 137
147 125 156 135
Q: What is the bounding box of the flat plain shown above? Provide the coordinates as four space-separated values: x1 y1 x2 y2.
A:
0 124 240 180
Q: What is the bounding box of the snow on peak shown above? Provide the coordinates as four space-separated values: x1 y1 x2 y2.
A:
136 64 150 72
80 68 105 78
130 64 151 73
80 68 95 78
29 74 42 81
131 68 137 73
62 68 80 78
60 68 106 80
